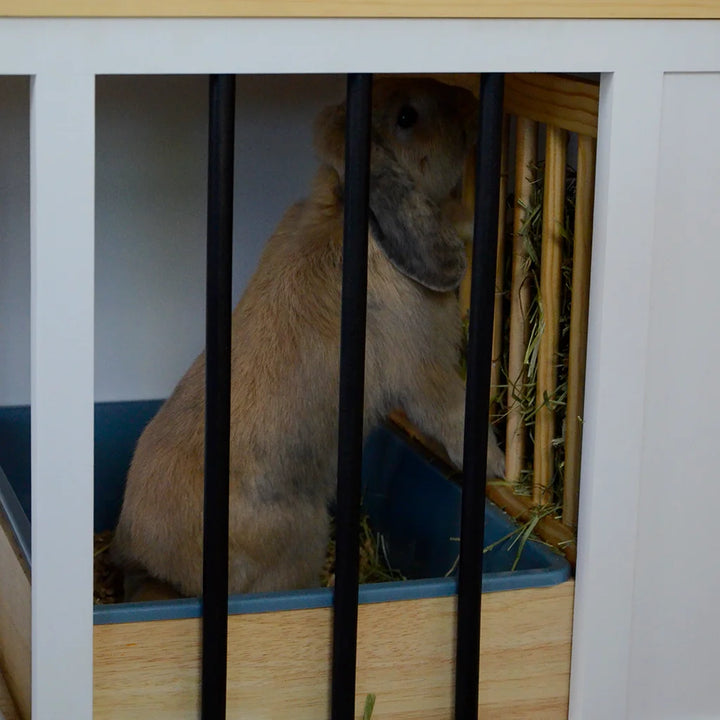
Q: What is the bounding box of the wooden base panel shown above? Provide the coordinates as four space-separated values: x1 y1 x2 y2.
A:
1 500 572 720
93 581 573 719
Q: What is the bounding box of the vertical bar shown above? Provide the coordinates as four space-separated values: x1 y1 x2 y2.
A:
505 117 538 485
454 72 504 720
533 124 567 505
30 72 95 720
202 73 235 720
460 104 508 418
331 72 372 720
563 134 596 527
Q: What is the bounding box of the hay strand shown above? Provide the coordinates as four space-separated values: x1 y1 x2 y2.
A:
362 693 376 720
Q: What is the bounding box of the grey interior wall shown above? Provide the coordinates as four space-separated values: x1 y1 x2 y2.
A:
0 76 30 408
0 74 345 405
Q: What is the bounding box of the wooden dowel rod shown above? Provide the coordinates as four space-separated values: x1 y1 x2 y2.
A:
533 124 567 505
489 116 511 407
505 116 538 485
486 484 576 567
563 134 596 527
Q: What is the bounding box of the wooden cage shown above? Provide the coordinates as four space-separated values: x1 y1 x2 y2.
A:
0 72 598 720
2 11 719 720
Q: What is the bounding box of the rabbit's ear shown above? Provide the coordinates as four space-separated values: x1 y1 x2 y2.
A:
369 145 467 293
314 103 467 292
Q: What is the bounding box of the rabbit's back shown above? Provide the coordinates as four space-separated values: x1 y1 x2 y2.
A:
112 186 350 596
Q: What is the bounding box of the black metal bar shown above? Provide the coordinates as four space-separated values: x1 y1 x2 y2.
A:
454 72 505 720
202 73 235 720
331 72 373 720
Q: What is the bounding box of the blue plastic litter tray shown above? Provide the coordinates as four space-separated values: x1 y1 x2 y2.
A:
0 401 570 625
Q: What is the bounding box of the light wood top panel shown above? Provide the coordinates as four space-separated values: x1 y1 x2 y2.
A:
1 0 719 18
505 73 599 137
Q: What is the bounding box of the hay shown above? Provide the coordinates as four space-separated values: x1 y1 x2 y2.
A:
320 513 406 588
506 162 576 504
463 162 577 508
93 530 123 604
482 501 562 571
94 514 404 604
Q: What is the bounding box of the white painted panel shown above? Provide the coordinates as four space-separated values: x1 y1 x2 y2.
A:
0 20 719 76
627 72 720 720
31 73 94 720
570 70 664 720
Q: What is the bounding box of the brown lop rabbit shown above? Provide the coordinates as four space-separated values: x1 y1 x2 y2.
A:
112 78 505 598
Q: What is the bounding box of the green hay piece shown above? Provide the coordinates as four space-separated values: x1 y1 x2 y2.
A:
362 693 377 720
482 503 562 570
321 512 406 588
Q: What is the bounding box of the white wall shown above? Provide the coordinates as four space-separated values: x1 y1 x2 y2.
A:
0 73 344 405
627 72 720 720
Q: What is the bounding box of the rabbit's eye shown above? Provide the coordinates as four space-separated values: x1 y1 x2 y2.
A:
396 105 419 129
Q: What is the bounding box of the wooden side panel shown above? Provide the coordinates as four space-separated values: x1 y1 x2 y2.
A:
94 581 573 718
505 74 599 138
94 617 202 718
0 515 31 720
0 668 21 720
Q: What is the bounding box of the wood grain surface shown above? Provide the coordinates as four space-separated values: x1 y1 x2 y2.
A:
1 0 717 18
505 74 599 139
505 115 538 487
94 582 574 718
0 512 30 720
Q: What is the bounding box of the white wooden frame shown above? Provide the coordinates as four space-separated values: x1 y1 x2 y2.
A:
1 17 719 720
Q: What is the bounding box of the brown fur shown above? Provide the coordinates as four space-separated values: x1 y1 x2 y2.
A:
112 79 504 598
